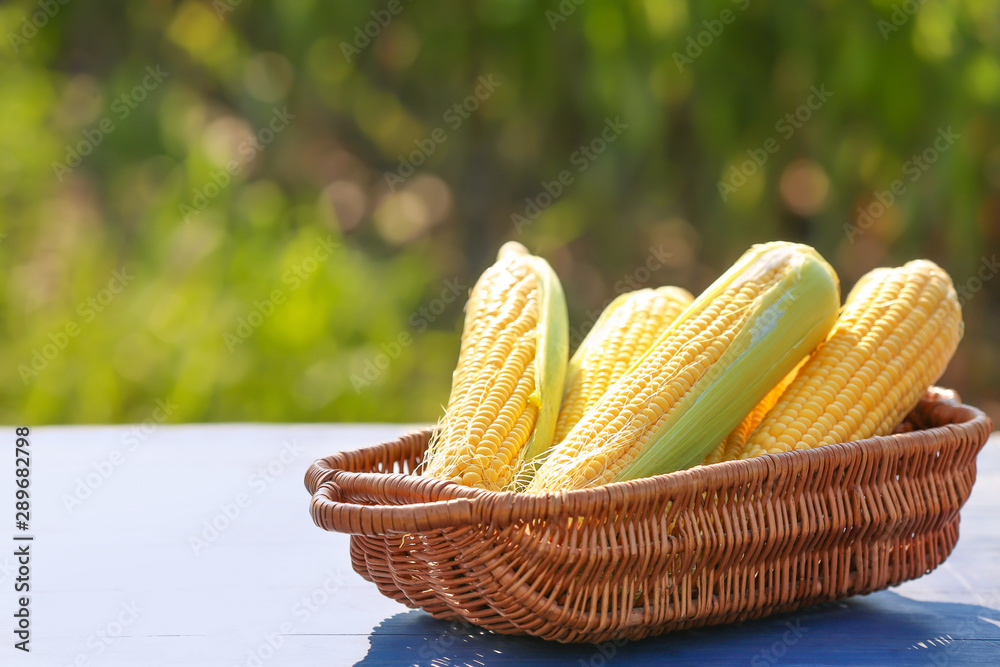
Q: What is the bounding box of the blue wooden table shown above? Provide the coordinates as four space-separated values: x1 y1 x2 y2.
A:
2 425 998 666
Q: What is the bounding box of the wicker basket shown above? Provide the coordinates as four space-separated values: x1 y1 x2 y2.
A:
305 388 993 643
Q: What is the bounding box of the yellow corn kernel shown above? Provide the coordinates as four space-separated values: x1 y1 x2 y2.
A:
740 259 963 458
423 242 568 490
525 242 840 492
553 287 693 444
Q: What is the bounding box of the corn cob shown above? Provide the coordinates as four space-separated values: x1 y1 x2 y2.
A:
739 259 963 458
422 242 568 490
553 287 694 444
701 360 803 465
525 242 840 493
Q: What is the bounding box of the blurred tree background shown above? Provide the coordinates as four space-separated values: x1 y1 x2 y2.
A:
1 0 998 426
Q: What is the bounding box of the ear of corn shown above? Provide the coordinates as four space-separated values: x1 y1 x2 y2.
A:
553 287 693 444
422 242 568 490
525 242 840 492
739 259 963 458
701 359 803 465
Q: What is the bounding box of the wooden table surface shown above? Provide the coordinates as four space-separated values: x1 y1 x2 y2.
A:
2 424 999 666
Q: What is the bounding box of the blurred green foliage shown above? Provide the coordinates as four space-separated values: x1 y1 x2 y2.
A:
1 0 998 425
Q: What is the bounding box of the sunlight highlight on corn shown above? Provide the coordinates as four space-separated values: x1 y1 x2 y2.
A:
422 242 568 490
740 259 963 458
525 242 840 492
553 287 693 444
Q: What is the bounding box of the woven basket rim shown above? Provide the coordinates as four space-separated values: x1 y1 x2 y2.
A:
306 387 993 534
305 388 994 642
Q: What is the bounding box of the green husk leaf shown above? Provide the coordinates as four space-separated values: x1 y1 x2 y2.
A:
613 242 841 481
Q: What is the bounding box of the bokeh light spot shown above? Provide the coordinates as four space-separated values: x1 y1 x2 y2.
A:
244 52 295 103
780 159 830 216
374 191 432 244
322 180 367 231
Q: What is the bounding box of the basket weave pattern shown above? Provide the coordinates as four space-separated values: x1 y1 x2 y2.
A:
306 389 993 643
